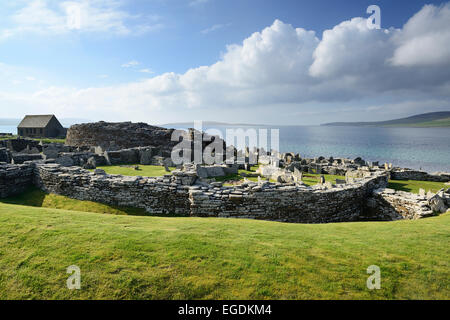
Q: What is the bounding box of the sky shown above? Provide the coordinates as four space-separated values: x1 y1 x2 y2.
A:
0 0 449 125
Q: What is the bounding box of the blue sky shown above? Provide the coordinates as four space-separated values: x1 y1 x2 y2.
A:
1 0 449 125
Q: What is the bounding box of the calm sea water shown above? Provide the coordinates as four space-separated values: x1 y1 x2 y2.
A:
2 124 449 172
0 126 17 135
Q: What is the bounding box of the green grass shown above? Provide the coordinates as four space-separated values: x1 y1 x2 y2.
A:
0 187 148 216
215 166 262 185
302 173 345 187
94 164 175 177
388 180 448 194
386 117 450 128
0 135 66 143
0 202 448 300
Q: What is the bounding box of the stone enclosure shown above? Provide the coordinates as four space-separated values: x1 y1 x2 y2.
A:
0 121 449 223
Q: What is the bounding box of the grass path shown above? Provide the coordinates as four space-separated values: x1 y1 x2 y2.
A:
0 203 448 300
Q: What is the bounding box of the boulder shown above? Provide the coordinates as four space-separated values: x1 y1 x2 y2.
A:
139 148 153 165
94 169 106 175
55 155 74 167
428 194 448 213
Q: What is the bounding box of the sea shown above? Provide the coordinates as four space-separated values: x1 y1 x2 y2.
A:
2 124 449 173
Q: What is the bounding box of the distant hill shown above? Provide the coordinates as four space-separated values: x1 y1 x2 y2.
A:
322 111 450 127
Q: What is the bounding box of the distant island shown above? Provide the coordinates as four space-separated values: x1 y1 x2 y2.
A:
322 111 450 128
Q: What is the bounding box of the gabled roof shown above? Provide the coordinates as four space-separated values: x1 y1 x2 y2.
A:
18 115 55 128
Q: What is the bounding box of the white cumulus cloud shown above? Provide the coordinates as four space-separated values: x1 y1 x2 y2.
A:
1 3 450 124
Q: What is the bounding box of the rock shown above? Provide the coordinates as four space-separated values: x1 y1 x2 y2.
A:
139 148 153 165
419 188 426 198
319 175 325 185
293 167 303 181
94 169 106 175
429 194 448 213
55 155 74 167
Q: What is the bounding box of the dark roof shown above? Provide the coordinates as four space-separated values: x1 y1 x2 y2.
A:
18 115 56 128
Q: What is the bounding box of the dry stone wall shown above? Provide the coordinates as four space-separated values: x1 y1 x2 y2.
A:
31 163 390 223
189 172 389 223
33 164 194 216
0 163 34 198
391 169 450 182
366 188 435 220
66 122 177 154
1 162 445 223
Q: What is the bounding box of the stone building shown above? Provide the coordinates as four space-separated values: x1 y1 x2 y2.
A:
17 115 66 138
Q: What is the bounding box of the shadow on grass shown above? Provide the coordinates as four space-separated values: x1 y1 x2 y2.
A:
388 181 412 193
0 187 186 218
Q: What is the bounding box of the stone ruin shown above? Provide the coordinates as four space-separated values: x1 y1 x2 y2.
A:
0 121 449 223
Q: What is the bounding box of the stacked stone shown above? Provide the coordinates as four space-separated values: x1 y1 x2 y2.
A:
66 122 177 155
0 148 11 163
368 188 434 220
390 169 450 182
0 163 34 198
31 163 390 223
189 171 389 223
12 154 43 164
34 164 193 216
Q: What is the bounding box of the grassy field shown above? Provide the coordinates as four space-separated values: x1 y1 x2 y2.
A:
388 180 448 194
0 135 66 144
94 164 175 177
0 202 448 300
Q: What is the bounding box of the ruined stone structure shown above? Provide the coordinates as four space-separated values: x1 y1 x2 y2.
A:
0 163 34 198
0 162 393 223
0 123 449 223
367 188 435 220
1 158 448 223
66 122 177 155
390 168 450 182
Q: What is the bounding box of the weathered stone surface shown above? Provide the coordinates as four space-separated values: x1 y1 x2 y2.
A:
0 163 34 198
0 148 11 163
429 194 448 213
367 188 435 220
12 153 43 164
391 168 450 182
66 122 177 152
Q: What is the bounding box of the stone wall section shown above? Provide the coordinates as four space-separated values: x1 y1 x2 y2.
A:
0 163 34 198
189 172 388 223
32 164 390 223
33 164 193 216
391 169 450 182
366 188 435 220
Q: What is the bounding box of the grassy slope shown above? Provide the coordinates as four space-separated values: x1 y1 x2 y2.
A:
386 117 450 128
0 203 448 300
388 180 448 194
322 112 450 127
0 135 65 144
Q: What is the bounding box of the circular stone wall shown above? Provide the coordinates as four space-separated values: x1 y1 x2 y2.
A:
66 121 176 151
